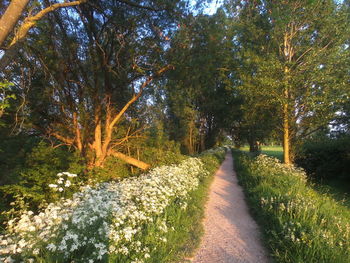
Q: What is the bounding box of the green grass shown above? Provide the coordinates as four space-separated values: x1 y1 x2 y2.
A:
261 145 283 160
232 150 350 263
239 145 283 160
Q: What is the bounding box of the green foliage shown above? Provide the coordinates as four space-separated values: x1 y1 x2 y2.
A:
90 157 132 183
225 0 350 160
166 11 238 153
141 122 186 166
141 143 185 167
0 81 15 110
295 136 350 182
233 150 350 263
0 135 40 185
0 141 85 220
0 81 16 126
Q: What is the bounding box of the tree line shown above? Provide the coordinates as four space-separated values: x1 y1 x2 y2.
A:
1 0 349 172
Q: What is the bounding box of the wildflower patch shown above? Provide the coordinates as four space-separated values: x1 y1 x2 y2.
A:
233 151 350 263
0 148 225 263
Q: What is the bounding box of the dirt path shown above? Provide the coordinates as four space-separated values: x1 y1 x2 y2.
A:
191 151 269 263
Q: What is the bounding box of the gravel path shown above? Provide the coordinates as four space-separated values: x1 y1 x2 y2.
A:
191 151 269 263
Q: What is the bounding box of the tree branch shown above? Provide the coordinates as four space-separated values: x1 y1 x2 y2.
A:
0 1 87 70
8 0 87 48
47 129 74 145
0 0 30 48
109 150 150 170
109 65 173 129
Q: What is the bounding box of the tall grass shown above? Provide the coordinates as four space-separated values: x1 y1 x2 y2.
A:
233 150 350 263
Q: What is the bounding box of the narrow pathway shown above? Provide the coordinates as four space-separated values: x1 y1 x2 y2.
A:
191 151 269 263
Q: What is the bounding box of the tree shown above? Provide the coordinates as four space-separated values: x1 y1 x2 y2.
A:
166 10 236 153
3 0 189 169
0 0 87 70
0 0 30 47
226 0 350 164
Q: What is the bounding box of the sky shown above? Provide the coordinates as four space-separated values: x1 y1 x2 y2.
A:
203 0 224 15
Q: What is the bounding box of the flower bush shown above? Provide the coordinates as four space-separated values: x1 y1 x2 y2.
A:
0 147 226 263
233 151 350 263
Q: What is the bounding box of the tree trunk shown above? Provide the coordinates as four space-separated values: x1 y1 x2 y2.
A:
0 0 30 47
110 150 150 170
248 138 260 152
47 66 172 170
283 65 291 165
282 28 294 165
283 100 291 165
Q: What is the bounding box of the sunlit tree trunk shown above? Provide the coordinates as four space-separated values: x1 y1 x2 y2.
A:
282 27 294 165
0 0 30 47
283 99 290 165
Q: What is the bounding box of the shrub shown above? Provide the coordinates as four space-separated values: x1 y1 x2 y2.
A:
90 141 185 183
90 157 133 182
295 136 350 182
0 135 40 185
0 141 85 220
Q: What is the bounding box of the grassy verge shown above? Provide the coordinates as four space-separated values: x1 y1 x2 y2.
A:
232 150 350 263
239 145 349 208
260 146 283 160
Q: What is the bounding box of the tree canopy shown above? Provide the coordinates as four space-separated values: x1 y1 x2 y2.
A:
1 0 349 170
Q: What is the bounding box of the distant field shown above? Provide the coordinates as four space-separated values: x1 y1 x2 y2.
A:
239 145 283 160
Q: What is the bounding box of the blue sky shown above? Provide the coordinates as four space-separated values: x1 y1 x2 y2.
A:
203 0 223 14
202 0 344 15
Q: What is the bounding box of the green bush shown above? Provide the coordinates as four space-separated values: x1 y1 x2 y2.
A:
90 157 132 182
0 135 40 185
0 141 85 222
295 136 350 182
233 150 350 263
140 142 185 167
90 140 186 183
